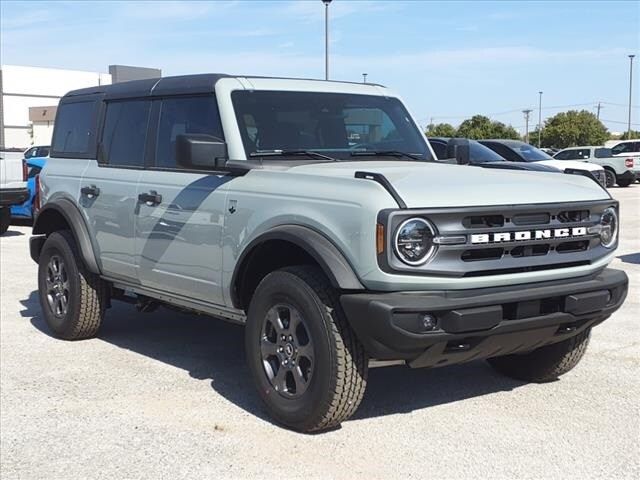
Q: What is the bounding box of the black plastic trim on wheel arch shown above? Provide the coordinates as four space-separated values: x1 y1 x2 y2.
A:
33 198 101 274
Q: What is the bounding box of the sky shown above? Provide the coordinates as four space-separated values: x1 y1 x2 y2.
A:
2 0 639 133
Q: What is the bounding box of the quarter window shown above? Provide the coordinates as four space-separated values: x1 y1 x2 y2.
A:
51 101 98 156
594 148 612 158
101 100 151 168
155 96 224 169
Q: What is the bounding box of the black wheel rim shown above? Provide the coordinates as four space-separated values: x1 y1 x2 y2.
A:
45 255 70 318
260 304 314 399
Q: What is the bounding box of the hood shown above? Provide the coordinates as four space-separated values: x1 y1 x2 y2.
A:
289 161 609 208
536 159 603 172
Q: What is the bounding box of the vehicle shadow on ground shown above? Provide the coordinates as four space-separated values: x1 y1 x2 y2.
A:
1 229 24 237
22 291 526 425
617 252 640 265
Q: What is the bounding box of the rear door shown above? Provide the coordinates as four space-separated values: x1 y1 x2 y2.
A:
81 99 151 281
135 95 230 305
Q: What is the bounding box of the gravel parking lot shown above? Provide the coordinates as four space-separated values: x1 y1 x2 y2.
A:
1 186 638 480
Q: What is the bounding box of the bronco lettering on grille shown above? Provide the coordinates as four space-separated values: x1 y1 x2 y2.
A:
471 227 587 244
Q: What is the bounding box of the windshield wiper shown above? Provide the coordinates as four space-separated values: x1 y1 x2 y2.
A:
250 150 338 162
350 150 423 162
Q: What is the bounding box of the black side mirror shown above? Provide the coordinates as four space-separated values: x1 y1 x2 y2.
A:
176 134 228 169
446 138 471 165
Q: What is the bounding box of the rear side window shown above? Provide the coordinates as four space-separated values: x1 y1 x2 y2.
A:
594 148 612 158
101 100 151 168
51 100 98 157
611 141 639 155
155 96 224 169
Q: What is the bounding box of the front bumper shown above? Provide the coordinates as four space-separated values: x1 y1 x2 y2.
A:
340 268 628 368
0 188 29 207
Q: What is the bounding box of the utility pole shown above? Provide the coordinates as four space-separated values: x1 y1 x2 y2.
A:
322 0 332 80
538 91 543 147
628 54 635 139
523 109 533 144
596 101 603 120
362 73 368 84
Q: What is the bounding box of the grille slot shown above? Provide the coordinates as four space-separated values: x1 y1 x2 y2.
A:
462 248 504 262
463 215 504 228
557 240 589 253
462 261 591 277
510 244 550 258
512 213 550 226
558 210 590 223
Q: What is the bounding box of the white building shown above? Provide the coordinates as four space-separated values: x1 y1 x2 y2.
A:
0 64 160 150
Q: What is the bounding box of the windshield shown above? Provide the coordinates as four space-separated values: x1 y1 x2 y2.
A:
231 91 432 161
512 143 554 162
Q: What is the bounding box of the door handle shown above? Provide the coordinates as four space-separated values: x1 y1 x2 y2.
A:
81 185 100 198
138 190 162 206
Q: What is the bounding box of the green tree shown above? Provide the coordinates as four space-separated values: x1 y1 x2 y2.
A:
456 115 520 140
424 122 457 137
537 110 609 148
615 130 640 140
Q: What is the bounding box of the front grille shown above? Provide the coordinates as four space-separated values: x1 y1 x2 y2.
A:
382 200 616 277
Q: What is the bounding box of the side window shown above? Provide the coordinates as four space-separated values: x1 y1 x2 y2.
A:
101 100 151 168
155 96 224 169
611 142 634 155
575 149 590 159
489 143 517 161
594 148 612 158
51 100 98 157
554 150 571 160
429 140 447 159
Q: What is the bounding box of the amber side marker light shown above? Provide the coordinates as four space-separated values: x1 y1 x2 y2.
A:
376 223 385 255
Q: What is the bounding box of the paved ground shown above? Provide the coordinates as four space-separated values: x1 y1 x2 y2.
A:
1 186 638 480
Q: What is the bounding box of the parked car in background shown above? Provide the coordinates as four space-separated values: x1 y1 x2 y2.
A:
479 139 607 187
610 139 640 157
11 156 46 219
0 151 29 234
553 146 636 188
429 137 560 172
24 145 50 159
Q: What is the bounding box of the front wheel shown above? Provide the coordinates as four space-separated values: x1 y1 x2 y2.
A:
245 266 368 432
487 329 591 382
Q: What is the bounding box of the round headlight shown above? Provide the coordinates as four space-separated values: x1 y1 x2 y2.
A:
394 218 437 265
600 207 618 248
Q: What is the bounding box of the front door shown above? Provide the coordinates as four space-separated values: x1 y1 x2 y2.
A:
134 95 230 305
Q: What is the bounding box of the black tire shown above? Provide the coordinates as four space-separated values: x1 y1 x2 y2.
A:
245 265 368 432
604 169 616 188
37 230 108 340
487 329 591 382
0 208 10 235
616 178 633 187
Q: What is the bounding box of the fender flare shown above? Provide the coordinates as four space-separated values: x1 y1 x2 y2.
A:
32 198 101 274
231 225 365 307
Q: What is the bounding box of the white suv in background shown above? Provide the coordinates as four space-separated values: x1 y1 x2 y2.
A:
553 146 637 188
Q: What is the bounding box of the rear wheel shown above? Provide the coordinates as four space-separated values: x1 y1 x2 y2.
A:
487 329 591 382
37 230 108 340
616 177 632 187
604 169 616 188
245 265 368 432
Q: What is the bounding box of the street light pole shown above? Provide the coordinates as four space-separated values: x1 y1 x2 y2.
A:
322 0 332 80
538 91 543 147
362 73 368 83
628 54 635 139
523 109 533 144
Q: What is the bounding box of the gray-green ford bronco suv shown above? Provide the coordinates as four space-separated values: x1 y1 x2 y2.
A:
31 74 628 432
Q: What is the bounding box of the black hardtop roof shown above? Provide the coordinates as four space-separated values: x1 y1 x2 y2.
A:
63 73 385 101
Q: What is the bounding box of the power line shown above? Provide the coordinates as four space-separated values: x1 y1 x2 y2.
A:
600 118 640 126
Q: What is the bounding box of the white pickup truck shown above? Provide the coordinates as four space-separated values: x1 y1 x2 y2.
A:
0 151 29 234
553 146 637 187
